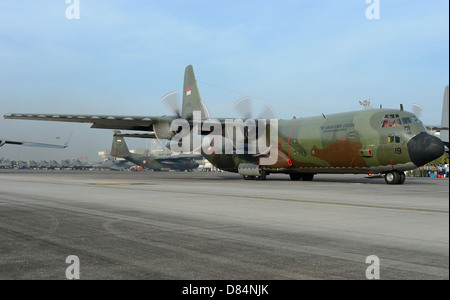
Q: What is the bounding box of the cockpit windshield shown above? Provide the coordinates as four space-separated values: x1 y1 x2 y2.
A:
381 114 421 128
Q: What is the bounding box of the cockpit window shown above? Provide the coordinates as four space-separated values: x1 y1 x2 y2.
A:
381 114 419 128
388 134 401 143
410 116 422 124
381 115 402 128
402 117 412 124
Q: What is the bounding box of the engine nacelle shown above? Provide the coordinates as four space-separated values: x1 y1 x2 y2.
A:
153 120 176 140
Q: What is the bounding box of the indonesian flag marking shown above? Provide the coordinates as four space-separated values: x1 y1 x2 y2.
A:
186 87 192 96
117 138 122 142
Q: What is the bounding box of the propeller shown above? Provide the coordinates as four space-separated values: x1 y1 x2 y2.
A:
412 103 423 119
161 91 211 119
232 97 277 120
161 91 181 118
228 97 278 155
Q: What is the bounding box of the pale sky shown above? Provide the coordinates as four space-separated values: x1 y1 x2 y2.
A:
0 0 448 161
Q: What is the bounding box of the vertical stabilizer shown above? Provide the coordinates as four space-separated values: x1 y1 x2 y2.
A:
441 86 449 146
182 65 206 119
111 132 131 157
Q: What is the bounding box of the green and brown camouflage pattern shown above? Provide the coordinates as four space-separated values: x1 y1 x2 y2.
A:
202 108 429 175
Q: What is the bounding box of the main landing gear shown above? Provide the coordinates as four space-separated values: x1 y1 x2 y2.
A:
384 171 406 185
289 173 314 181
243 169 267 181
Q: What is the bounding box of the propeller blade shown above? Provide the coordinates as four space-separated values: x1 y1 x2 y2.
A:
412 103 423 119
258 104 277 120
232 97 252 119
161 91 181 117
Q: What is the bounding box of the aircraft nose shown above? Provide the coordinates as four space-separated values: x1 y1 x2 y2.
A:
407 132 445 167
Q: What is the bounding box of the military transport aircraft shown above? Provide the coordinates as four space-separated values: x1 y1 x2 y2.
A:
92 159 135 171
110 131 200 171
4 65 445 184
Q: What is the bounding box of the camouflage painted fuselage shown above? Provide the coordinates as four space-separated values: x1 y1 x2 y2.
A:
126 153 199 171
203 108 435 175
4 65 444 183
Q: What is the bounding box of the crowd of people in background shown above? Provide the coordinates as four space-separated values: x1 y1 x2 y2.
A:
407 163 450 178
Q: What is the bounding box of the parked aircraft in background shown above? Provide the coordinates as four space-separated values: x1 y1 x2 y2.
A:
111 131 200 171
92 159 136 171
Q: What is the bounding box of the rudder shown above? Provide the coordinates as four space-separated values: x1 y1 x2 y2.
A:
111 131 131 157
182 65 206 119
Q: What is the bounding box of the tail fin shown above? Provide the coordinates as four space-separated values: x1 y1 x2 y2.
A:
441 85 449 146
111 131 131 157
182 65 207 119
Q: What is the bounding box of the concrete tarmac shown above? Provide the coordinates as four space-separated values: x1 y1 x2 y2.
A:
0 169 448 280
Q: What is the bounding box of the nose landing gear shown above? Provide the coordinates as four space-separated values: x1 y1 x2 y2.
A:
384 171 406 185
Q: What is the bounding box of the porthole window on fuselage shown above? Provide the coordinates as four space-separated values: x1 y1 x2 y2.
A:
388 134 401 144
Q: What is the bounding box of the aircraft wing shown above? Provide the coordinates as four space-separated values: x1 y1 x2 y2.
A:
113 132 158 139
0 138 67 149
4 113 163 131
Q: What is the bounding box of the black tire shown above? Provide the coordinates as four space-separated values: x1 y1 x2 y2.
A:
256 170 267 181
385 171 400 184
397 172 406 185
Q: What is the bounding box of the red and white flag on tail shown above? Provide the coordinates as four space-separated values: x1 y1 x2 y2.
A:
186 87 192 96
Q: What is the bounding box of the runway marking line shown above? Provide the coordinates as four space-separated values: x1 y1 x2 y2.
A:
88 183 153 186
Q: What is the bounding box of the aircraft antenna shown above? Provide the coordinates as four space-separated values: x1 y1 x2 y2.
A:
359 99 375 109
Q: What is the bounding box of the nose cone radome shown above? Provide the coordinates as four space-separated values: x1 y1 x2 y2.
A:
407 132 445 167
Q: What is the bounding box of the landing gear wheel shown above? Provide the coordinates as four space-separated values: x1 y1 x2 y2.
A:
398 172 406 185
384 171 400 184
256 170 267 181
